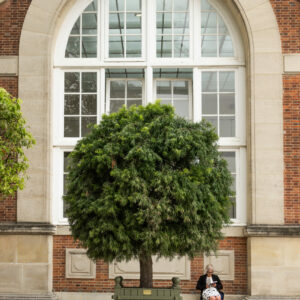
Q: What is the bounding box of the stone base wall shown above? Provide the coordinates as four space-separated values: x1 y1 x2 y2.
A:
53 235 247 295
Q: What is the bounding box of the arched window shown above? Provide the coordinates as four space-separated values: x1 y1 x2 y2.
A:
53 0 246 225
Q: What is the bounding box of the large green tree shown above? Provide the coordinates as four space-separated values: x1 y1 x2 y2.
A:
0 88 35 196
65 102 232 288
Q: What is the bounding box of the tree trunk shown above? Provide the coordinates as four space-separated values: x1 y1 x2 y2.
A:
139 254 153 288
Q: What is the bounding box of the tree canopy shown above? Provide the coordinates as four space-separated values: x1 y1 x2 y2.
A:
65 102 232 287
0 88 35 196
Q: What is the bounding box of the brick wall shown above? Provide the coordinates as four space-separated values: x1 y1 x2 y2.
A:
0 76 18 222
53 236 247 295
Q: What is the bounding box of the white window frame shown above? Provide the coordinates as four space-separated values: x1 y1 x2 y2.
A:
52 0 247 225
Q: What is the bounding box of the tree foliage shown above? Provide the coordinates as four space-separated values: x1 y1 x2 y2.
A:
65 102 232 267
0 88 35 196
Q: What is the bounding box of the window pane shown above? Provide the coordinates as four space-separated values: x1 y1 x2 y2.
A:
219 94 235 115
82 13 97 34
202 72 217 92
127 81 142 98
64 117 80 137
109 13 124 34
174 36 189 57
127 0 141 11
82 72 97 93
126 13 141 34
82 36 97 58
229 198 236 219
65 73 80 93
157 0 172 11
156 13 172 34
110 100 125 113
203 116 218 131
218 17 228 34
201 12 217 34
220 151 235 173
157 35 172 57
85 0 98 12
65 95 80 115
219 72 235 92
219 35 234 57
202 94 217 114
65 37 80 58
64 152 71 172
201 0 213 10
71 17 80 34
81 117 97 137
174 100 189 119
111 81 125 98
174 13 189 34
82 94 97 115
110 0 124 11
161 100 172 105
126 35 141 57
174 0 189 11
128 100 142 108
202 35 217 57
220 116 235 137
157 81 172 98
173 81 189 99
109 36 124 57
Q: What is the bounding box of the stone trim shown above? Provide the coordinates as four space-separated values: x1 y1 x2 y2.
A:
245 225 300 237
0 56 18 76
0 294 57 300
284 54 300 74
0 223 56 235
244 297 300 300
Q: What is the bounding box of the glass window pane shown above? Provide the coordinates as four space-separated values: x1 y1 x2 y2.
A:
127 81 142 98
109 36 124 57
220 116 235 137
157 81 172 98
82 13 97 34
201 12 217 34
110 100 125 113
109 13 124 34
202 35 217 57
111 81 125 98
85 0 98 12
126 13 141 34
81 117 97 137
173 81 189 99
110 0 124 11
65 37 80 58
218 17 228 34
157 0 172 11
219 94 235 115
157 36 172 57
203 116 218 132
64 117 80 137
64 152 71 172
65 95 80 115
219 35 234 57
127 0 141 11
219 72 235 92
220 152 236 173
128 100 142 108
65 72 80 93
82 36 97 58
126 35 141 57
202 94 217 114
202 72 217 92
174 13 189 34
161 100 172 106
201 0 213 10
82 95 97 115
82 72 97 93
71 17 80 34
174 36 189 57
174 0 189 11
174 100 189 119
229 198 236 219
156 13 172 34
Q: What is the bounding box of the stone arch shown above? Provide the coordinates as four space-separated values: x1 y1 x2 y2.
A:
18 0 283 226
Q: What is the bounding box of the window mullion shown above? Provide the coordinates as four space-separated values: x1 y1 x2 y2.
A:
146 66 153 104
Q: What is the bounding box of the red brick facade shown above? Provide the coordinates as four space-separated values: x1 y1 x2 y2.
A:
53 236 247 295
